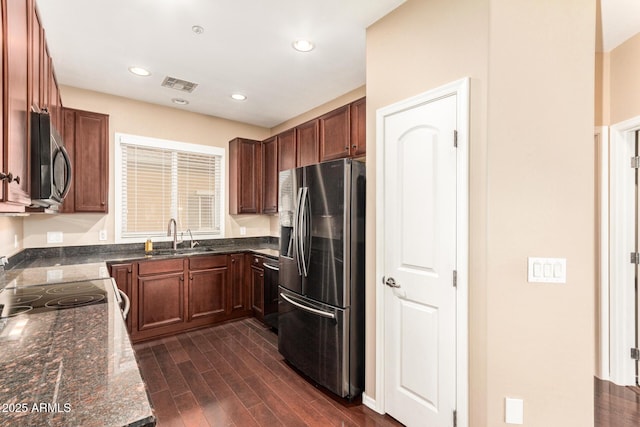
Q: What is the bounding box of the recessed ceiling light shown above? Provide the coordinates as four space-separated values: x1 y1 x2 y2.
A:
171 98 189 105
192 25 204 35
128 66 151 77
292 40 315 52
231 93 247 101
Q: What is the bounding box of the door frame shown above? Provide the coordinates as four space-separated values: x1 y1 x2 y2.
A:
369 78 470 426
606 117 640 385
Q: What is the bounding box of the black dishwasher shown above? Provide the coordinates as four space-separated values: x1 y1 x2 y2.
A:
263 261 279 330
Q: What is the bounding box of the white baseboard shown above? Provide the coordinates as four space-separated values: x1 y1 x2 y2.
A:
362 392 383 414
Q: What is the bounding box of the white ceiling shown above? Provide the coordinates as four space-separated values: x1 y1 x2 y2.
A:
36 0 406 128
36 1 636 128
600 0 640 52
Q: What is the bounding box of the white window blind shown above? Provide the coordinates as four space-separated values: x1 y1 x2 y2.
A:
116 134 224 240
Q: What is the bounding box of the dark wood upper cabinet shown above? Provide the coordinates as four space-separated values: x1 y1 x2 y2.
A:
319 105 350 162
296 119 320 167
30 1 42 112
229 137 262 214
277 128 296 172
350 97 366 157
1 0 30 209
60 108 109 213
262 135 278 214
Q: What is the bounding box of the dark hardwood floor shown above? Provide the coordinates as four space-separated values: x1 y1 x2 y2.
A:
133 318 403 427
135 319 640 427
595 377 640 427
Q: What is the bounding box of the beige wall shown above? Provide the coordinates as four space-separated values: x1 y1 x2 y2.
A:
22 86 271 248
609 32 640 124
367 1 595 426
595 52 610 126
0 216 23 257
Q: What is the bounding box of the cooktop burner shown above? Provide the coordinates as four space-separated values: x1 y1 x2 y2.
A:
0 279 111 318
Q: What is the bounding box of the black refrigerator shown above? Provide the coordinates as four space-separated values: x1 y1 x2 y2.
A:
278 158 365 400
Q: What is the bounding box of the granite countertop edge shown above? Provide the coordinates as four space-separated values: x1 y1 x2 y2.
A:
6 237 279 271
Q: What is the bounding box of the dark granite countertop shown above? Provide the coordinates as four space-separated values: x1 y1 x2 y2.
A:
0 238 279 426
0 279 155 426
5 237 279 272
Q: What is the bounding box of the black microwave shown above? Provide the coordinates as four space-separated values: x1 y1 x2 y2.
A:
30 111 72 208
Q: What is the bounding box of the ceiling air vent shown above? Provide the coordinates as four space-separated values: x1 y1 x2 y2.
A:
161 76 199 93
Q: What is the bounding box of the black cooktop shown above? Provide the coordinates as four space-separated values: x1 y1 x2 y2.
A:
0 279 112 318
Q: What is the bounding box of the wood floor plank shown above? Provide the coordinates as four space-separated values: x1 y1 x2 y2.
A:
151 343 190 397
177 334 214 373
162 336 190 364
176 360 233 426
247 402 281 427
201 369 260 427
149 389 185 427
173 391 211 427
244 374 308 427
136 346 169 394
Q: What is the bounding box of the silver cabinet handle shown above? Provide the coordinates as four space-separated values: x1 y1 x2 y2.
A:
118 289 130 320
382 276 400 288
280 293 335 319
263 263 279 271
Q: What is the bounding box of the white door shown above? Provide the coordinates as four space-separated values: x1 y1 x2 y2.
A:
382 93 458 427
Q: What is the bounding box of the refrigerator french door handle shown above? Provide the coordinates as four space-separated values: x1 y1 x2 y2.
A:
280 292 336 319
293 188 304 276
299 187 311 277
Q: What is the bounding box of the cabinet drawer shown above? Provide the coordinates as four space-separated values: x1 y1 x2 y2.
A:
138 258 184 276
250 255 266 268
189 254 228 270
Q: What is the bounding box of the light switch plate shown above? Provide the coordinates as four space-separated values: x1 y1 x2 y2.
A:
47 231 63 244
505 397 524 424
240 227 247 236
528 257 566 283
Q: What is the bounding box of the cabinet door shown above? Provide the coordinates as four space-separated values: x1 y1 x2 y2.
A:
350 97 366 157
229 138 261 214
138 272 185 331
319 105 350 162
228 253 248 317
296 120 319 167
30 3 42 112
59 109 76 213
2 0 30 208
262 136 278 214
109 263 133 333
73 109 109 212
251 265 265 320
188 268 227 322
277 128 296 172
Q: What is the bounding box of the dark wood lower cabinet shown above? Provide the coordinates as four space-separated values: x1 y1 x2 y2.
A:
108 263 133 333
138 272 185 332
249 254 266 321
188 268 226 322
110 253 259 343
228 253 251 317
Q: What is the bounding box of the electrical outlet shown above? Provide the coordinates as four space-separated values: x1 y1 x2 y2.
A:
14 234 18 249
99 230 107 241
47 231 63 244
240 227 247 236
505 397 524 424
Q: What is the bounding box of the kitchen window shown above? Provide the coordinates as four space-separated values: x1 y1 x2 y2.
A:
115 133 225 242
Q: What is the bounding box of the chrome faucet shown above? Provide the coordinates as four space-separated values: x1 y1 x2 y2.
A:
167 218 181 250
185 229 199 249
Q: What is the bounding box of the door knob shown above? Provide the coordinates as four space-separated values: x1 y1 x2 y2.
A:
382 276 400 288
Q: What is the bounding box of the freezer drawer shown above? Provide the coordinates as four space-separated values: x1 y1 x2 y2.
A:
277 287 362 399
